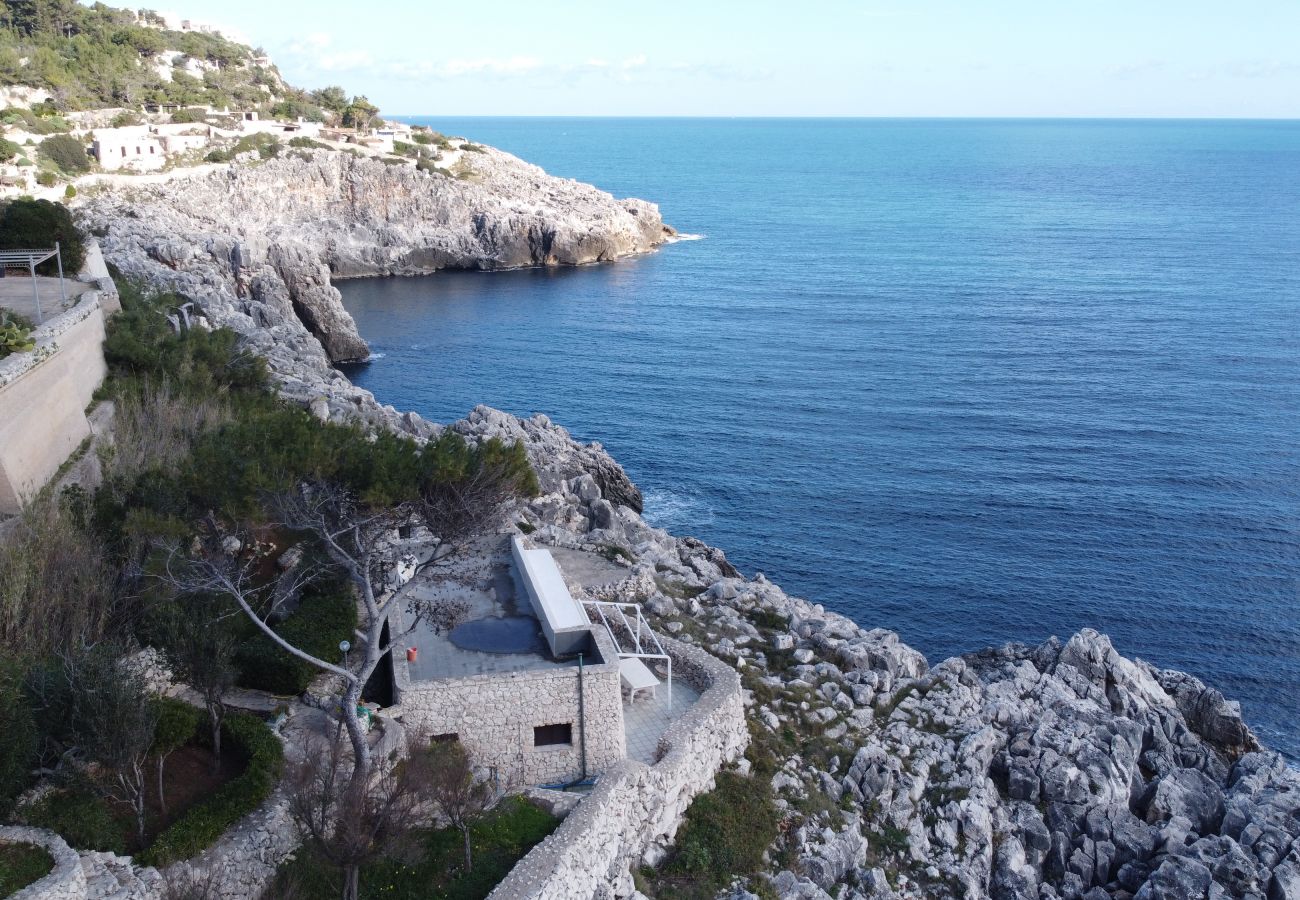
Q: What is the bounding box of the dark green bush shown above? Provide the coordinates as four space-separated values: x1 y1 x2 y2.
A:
236 580 358 694
287 136 327 150
169 107 208 124
0 137 19 161
138 712 283 867
0 663 37 816
35 170 56 187
664 772 778 888
204 148 232 163
0 199 87 274
18 786 126 854
38 134 91 174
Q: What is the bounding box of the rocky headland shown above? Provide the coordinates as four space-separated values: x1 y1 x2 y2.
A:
82 145 671 365
80 147 1300 900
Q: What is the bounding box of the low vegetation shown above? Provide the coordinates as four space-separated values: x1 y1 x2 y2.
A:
0 841 54 895
272 796 558 900
140 713 283 867
640 771 779 899
0 308 36 357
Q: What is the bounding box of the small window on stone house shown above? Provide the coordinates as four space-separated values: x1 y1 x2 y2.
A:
533 723 572 747
398 524 413 539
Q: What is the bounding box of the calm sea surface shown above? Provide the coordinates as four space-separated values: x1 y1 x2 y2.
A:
338 118 1300 759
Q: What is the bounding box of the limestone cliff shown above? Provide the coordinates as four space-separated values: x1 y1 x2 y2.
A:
81 147 672 364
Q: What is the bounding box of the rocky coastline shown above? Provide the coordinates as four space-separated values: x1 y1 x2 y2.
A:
80 147 1300 900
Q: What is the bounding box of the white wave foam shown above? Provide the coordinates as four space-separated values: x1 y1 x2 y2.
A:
367 352 387 360
642 487 715 529
666 232 706 243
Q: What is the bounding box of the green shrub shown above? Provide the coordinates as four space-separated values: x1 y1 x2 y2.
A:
236 581 358 694
110 110 143 128
139 712 283 866
204 148 232 163
18 786 126 854
410 131 434 145
0 309 36 358
169 107 208 124
0 663 37 816
664 772 777 889
0 137 19 162
287 136 327 150
35 170 56 187
38 134 91 174
0 199 87 274
64 184 76 199
0 842 54 896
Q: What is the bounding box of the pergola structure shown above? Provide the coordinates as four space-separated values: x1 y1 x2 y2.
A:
0 244 66 325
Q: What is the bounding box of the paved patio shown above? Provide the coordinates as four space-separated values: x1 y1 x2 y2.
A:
0 274 90 322
623 678 702 764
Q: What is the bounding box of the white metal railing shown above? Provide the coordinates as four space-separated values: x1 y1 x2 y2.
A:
583 600 672 706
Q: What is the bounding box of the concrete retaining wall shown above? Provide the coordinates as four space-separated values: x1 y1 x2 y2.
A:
0 290 108 514
488 636 749 900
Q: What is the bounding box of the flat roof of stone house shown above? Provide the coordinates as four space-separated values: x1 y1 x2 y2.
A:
397 536 609 683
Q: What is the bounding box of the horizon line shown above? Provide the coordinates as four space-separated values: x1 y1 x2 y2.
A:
388 113 1300 122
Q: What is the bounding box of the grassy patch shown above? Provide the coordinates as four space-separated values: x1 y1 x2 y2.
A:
0 842 54 895
272 796 557 899
642 772 778 899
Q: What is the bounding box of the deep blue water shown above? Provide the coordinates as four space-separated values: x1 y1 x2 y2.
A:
339 118 1300 759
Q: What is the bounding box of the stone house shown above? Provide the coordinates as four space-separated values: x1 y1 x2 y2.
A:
387 536 682 790
90 125 166 172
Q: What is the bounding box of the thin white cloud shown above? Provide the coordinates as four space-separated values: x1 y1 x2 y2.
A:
1107 59 1166 80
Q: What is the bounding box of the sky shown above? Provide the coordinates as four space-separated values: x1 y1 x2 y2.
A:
143 1 1300 117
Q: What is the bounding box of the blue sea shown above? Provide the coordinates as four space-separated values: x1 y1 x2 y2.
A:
338 118 1300 759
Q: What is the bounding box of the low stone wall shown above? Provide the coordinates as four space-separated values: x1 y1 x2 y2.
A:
0 826 87 900
488 636 748 900
391 626 626 788
0 289 109 514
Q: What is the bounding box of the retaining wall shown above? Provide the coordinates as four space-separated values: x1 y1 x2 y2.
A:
488 636 749 900
0 290 108 514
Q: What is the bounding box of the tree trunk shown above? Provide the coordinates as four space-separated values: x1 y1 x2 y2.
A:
343 863 360 900
209 704 222 775
157 755 168 816
341 679 371 782
135 789 147 846
462 825 472 872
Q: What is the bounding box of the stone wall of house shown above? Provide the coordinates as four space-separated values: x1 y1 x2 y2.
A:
391 630 626 789
0 826 87 900
487 636 749 900
0 289 109 514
